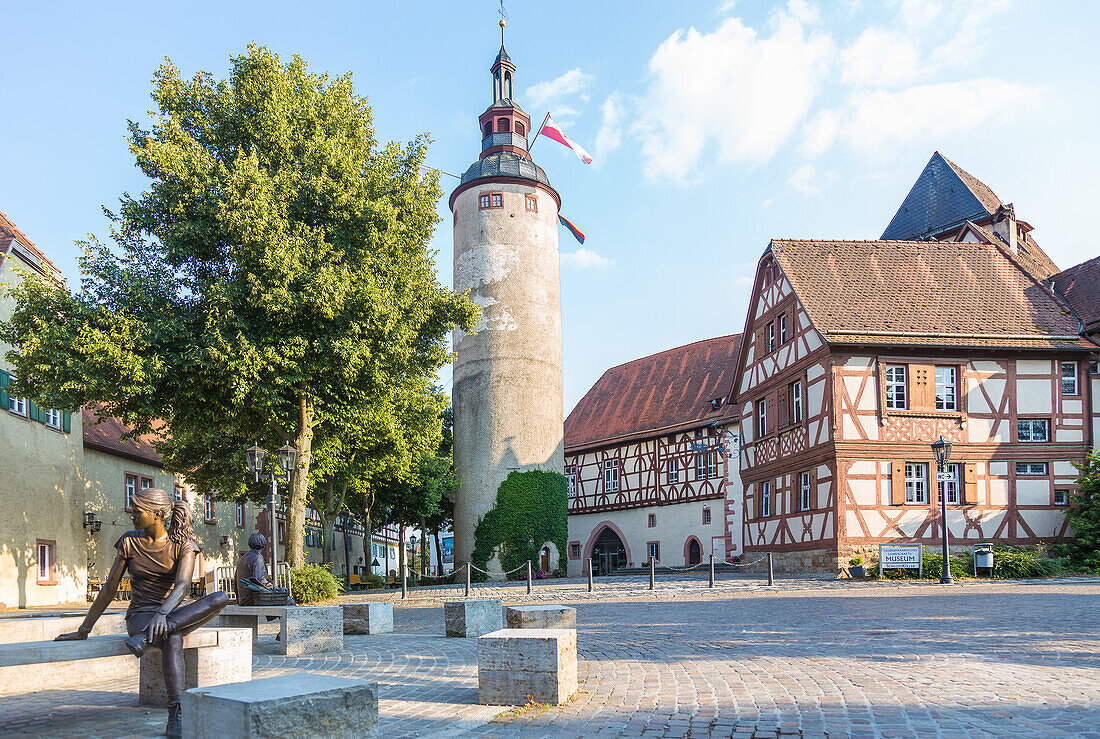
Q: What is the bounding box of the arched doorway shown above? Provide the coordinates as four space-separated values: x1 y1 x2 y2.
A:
687 538 702 565
592 527 627 576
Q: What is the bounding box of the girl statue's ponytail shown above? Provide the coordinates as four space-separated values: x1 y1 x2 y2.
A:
169 499 195 546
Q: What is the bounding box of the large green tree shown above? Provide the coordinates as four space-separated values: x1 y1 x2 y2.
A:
1 45 477 566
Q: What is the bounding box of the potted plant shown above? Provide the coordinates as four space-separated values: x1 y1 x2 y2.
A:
848 556 865 579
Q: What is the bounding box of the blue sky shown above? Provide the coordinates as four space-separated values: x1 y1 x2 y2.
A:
2 1 1098 412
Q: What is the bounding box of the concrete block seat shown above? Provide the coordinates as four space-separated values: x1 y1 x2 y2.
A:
0 627 252 704
0 611 128 644
477 628 577 705
342 603 393 635
444 599 502 638
214 605 343 656
506 605 577 630
183 672 378 739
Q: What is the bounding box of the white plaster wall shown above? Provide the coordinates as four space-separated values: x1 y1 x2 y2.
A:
1016 380 1052 414
1016 479 1050 506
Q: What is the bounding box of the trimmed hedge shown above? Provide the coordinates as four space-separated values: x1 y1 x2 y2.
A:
471 470 569 582
869 544 1065 580
290 564 344 603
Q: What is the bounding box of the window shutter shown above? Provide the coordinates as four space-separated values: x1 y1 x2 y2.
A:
63 411 71 434
910 364 936 411
777 385 789 428
27 399 41 423
810 467 820 509
755 327 767 358
963 463 978 505
891 462 905 505
0 369 8 411
766 390 777 435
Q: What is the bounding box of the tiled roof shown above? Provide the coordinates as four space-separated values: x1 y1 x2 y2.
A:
82 403 164 466
564 335 742 451
961 221 1060 281
770 239 1091 350
1052 255 1100 332
0 209 62 281
881 152 1002 240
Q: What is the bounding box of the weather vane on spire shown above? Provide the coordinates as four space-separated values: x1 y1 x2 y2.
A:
498 0 508 40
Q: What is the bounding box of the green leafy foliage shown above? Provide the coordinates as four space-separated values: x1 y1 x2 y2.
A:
869 544 1065 579
290 564 343 604
1054 451 1100 572
471 470 569 582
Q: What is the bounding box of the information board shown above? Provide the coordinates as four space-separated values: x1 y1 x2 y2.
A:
879 543 922 576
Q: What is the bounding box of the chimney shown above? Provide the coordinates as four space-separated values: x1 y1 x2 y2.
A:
991 204 1018 254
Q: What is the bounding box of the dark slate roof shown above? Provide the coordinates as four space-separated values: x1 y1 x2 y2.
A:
460 151 551 187
881 152 1003 240
82 403 164 466
494 43 511 66
770 239 1091 350
564 335 742 451
1051 255 1100 333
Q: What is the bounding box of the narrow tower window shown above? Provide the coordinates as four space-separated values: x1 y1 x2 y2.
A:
497 118 510 133
515 121 525 136
525 195 538 212
484 122 493 138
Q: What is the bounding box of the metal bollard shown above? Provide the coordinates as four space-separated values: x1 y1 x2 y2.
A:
709 554 715 588
587 559 593 593
526 560 532 595
465 562 471 598
649 558 655 590
402 565 408 599
767 553 774 586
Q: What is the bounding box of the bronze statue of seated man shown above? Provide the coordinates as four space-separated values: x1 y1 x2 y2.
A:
55 487 229 738
234 532 292 606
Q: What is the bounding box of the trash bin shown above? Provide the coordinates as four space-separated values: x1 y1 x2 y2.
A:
974 543 994 575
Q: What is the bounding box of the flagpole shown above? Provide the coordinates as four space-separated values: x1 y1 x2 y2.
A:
522 112 551 161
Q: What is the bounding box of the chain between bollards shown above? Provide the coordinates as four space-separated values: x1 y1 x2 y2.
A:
649 558 655 590
767 552 774 586
709 554 715 588
587 558 594 592
526 559 532 595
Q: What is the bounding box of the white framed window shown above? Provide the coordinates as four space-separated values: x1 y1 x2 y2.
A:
173 484 185 502
479 193 491 208
1061 361 1078 395
1054 490 1069 506
204 497 216 523
791 381 803 423
648 513 656 528
1018 419 1049 442
703 507 711 525
141 477 152 492
767 322 775 352
1015 462 1048 476
885 365 907 409
695 451 717 479
756 400 767 437
798 471 811 511
491 193 503 208
937 463 961 505
935 366 957 411
124 474 150 510
36 540 55 584
7 374 26 416
236 502 245 528
603 458 620 493
1091 360 1099 376
666 458 679 484
525 194 538 212
565 465 577 497
778 314 789 344
759 482 771 517
44 408 62 429
905 463 928 504
647 541 660 563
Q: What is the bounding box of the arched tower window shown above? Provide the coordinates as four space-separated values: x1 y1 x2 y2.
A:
497 118 510 133
483 122 493 138
515 121 525 136
504 71 512 99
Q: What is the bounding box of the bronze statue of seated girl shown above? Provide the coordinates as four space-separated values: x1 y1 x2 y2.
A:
55 487 229 737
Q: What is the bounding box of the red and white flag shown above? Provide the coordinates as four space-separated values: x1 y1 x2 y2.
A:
539 114 593 164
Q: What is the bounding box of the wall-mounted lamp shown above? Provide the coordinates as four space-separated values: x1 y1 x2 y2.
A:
83 512 103 533
220 534 231 547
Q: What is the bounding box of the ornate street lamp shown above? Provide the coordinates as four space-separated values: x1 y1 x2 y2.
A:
244 441 297 582
932 436 954 584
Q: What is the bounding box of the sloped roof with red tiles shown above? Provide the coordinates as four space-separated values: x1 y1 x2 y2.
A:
1051 255 1100 333
564 335 742 451
0 209 63 282
770 239 1090 350
82 403 164 466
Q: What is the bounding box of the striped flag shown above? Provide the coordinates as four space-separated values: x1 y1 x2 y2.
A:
540 114 593 164
558 214 585 244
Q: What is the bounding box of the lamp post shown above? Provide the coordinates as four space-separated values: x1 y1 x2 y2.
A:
245 441 298 583
932 436 954 584
409 535 418 581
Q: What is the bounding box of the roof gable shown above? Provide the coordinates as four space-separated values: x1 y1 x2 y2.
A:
564 335 742 450
1052 255 1100 331
82 403 164 466
881 152 1002 240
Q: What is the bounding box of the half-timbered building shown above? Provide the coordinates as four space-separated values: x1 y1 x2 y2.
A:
730 154 1099 572
563 336 742 577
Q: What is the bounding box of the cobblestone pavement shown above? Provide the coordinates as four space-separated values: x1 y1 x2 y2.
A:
1 579 1098 738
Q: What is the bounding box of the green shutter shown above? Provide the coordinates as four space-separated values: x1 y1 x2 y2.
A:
0 370 8 411
27 399 41 423
62 411 71 434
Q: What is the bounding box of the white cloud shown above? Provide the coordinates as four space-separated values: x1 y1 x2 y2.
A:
800 108 843 157
839 27 921 88
524 68 594 110
735 274 754 285
784 0 820 26
560 248 614 269
595 93 623 160
762 198 775 207
634 7 834 182
788 163 835 195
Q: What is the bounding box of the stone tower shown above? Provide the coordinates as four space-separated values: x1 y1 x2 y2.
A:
449 32 565 572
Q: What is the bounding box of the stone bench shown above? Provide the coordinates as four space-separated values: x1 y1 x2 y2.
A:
0 627 252 705
506 605 576 630
0 611 128 644
342 602 393 635
213 605 342 656
183 672 378 739
477 628 577 706
444 599 502 638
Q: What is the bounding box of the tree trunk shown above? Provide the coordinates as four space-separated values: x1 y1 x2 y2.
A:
398 524 406 582
285 393 314 568
433 529 443 575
